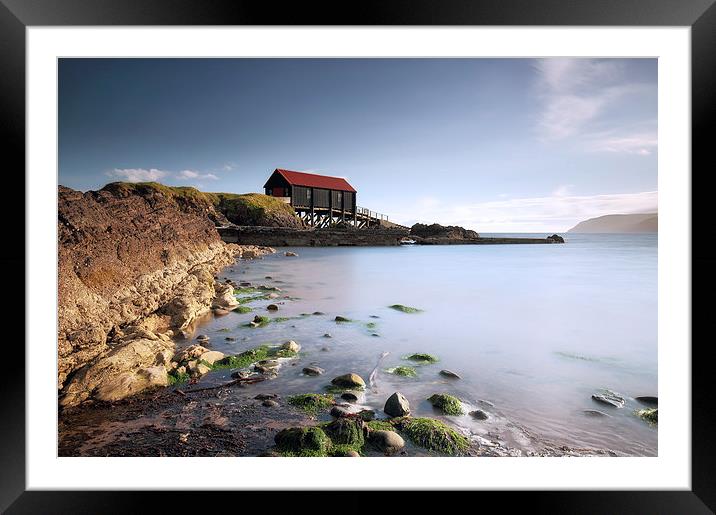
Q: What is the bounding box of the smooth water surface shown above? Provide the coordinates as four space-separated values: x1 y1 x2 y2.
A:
192 233 657 455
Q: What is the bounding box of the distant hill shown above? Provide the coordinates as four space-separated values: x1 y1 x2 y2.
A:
568 213 658 233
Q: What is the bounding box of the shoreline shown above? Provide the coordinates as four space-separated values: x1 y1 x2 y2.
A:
59 249 621 458
217 225 565 247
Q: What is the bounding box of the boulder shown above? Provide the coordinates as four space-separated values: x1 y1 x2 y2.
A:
357 409 375 421
174 344 210 364
302 366 325 376
547 234 565 243
591 390 625 408
212 282 240 309
469 409 489 420
369 430 405 454
384 392 410 417
341 392 358 402
196 363 212 375
198 350 225 365
267 304 279 311
323 418 365 446
331 373 366 389
274 427 331 454
439 369 461 379
330 406 353 418
281 340 301 353
285 251 298 257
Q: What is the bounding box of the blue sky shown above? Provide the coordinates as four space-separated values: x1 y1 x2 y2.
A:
59 58 657 232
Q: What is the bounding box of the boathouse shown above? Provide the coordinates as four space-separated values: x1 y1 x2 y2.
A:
264 168 361 226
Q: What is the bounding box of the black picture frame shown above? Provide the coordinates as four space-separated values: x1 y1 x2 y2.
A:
2 1 713 512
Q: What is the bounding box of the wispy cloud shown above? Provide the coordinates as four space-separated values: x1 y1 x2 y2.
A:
106 168 168 182
533 59 656 156
178 169 219 180
392 190 657 233
584 132 657 156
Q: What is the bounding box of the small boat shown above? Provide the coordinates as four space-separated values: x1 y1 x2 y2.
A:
399 238 416 245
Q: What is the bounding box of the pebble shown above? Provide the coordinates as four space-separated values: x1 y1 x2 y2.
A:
262 399 279 407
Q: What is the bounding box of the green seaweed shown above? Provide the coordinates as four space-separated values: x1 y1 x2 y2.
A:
275 426 333 456
243 315 271 327
334 316 353 323
323 418 365 447
366 420 395 432
389 304 423 314
210 345 297 371
403 353 439 364
287 393 335 415
636 408 658 425
399 417 470 455
167 370 190 385
427 394 465 415
235 306 252 314
386 366 418 377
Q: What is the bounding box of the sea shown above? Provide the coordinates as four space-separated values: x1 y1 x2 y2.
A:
190 233 658 456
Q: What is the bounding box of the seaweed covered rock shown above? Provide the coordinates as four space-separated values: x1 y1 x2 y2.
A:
398 417 470 455
323 418 365 447
386 366 417 377
427 394 465 415
384 392 411 417
274 426 332 455
546 234 565 243
636 408 658 424
404 353 439 364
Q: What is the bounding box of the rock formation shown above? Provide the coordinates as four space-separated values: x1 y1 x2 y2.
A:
410 223 479 241
57 184 273 407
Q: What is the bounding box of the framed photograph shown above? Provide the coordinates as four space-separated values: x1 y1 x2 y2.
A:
4 0 714 512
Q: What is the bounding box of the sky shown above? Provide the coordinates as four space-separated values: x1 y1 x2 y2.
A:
58 58 657 232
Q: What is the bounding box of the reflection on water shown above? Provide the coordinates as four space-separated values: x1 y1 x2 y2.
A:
188 233 657 456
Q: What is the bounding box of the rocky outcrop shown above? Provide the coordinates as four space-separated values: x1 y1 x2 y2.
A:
410 223 479 241
58 184 273 406
213 192 304 228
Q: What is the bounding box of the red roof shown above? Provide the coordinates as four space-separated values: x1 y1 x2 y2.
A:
268 169 356 193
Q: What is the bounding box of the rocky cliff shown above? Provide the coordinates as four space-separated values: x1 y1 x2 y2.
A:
58 184 272 407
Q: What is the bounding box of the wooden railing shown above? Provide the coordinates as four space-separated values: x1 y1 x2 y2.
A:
356 206 389 221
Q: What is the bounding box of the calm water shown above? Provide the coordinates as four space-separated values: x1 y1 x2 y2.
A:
190 233 657 456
